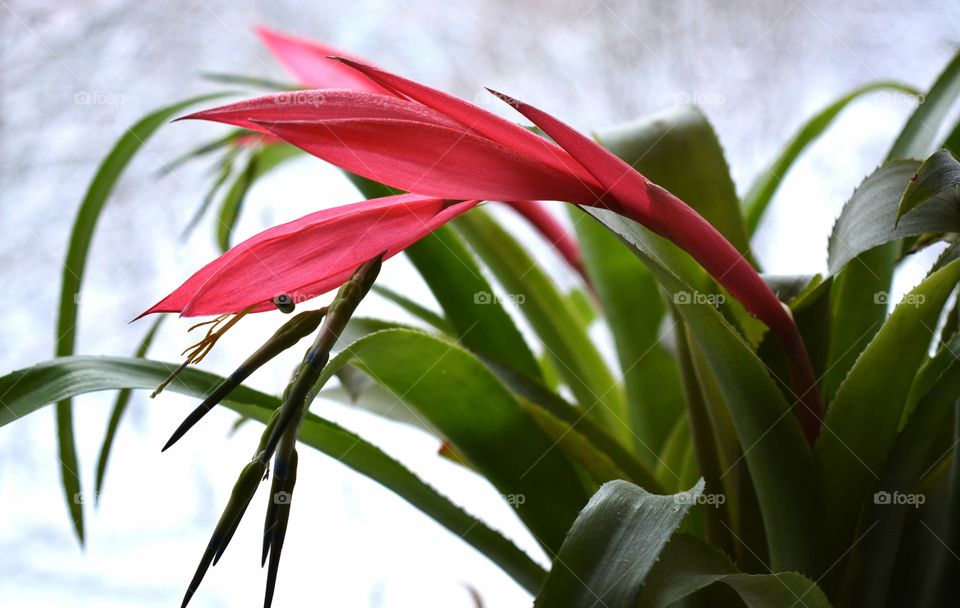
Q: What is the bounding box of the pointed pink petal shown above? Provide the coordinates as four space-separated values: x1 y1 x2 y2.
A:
254 117 599 204
486 89 648 217
140 194 479 317
332 58 602 193
180 89 462 134
254 26 391 94
493 92 823 436
490 90 792 337
184 90 598 203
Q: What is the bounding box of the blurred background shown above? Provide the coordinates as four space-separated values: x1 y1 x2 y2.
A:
2 0 959 605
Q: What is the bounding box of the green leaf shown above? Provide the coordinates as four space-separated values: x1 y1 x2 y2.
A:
487 362 663 492
588 105 758 462
406 226 544 380
674 320 735 555
687 336 770 570
815 258 960 555
596 105 752 259
347 174 543 381
54 92 233 543
837 339 960 606
318 379 439 436
583 208 826 575
916 398 960 607
570 207 683 460
744 81 919 233
897 148 960 222
826 160 960 275
316 328 592 552
826 49 960 405
371 285 451 333
216 143 300 252
888 50 960 160
655 415 693 492
94 316 164 501
638 533 832 608
0 356 545 593
945 118 960 156
534 479 703 608
518 398 628 487
155 130 244 177
454 209 630 445
181 147 239 239
565 287 597 327
906 331 960 422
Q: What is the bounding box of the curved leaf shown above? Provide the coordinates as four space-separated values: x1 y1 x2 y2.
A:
638 533 831 608
826 49 960 405
570 207 683 461
888 50 960 160
945 117 960 156
454 209 631 445
54 92 233 543
837 338 960 606
828 160 960 274
744 81 919 232
94 316 164 499
348 174 543 381
0 356 545 593
155 130 244 177
315 328 592 551
584 207 826 575
815 258 960 553
897 148 960 221
371 285 451 333
596 104 751 258
486 362 662 492
534 479 703 608
216 143 300 252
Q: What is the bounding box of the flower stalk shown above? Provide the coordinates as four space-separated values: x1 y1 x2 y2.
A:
178 255 382 608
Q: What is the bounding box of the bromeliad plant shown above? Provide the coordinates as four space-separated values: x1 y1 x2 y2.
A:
3 25 960 607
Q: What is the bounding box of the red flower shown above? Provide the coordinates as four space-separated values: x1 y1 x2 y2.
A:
254 26 390 94
140 194 477 317
253 26 588 279
146 55 822 436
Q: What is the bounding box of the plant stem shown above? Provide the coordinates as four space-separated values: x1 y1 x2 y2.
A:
261 255 383 464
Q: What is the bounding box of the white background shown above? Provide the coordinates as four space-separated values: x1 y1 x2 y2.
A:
2 0 960 606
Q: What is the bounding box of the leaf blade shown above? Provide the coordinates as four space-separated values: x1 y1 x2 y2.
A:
0 355 546 593
54 92 233 542
534 479 704 608
743 81 919 232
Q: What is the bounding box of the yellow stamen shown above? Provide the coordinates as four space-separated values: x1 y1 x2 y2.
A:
151 307 253 398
